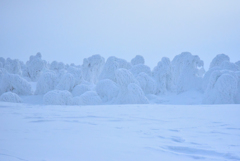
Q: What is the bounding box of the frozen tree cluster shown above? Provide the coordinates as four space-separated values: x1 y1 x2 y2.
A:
0 52 239 104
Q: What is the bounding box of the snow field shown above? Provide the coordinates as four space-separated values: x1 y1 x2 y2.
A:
0 103 239 161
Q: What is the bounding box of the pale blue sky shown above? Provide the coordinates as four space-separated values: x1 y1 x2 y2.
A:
0 0 239 69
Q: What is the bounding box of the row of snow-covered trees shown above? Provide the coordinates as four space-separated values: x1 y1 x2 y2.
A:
0 52 239 104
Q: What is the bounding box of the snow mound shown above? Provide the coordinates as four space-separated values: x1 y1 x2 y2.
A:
209 54 230 69
170 52 204 93
4 58 22 75
50 61 65 71
72 84 92 97
0 92 22 103
72 91 102 105
35 71 57 95
0 69 32 95
131 55 145 65
95 79 119 102
23 53 47 81
10 74 32 95
114 68 148 104
114 83 149 104
136 72 156 95
66 66 82 85
202 59 239 92
115 68 139 88
152 57 171 94
0 69 10 95
43 90 73 105
56 73 75 91
130 64 151 77
82 55 105 83
203 70 238 104
99 56 132 81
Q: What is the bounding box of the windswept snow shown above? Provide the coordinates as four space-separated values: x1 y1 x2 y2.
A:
0 103 239 161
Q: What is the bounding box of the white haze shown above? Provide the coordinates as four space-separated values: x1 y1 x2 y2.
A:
1 0 240 69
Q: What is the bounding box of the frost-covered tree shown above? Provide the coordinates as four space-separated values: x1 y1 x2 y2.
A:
82 55 105 84
0 69 10 95
0 69 32 95
10 74 32 95
136 72 156 95
72 83 92 97
50 61 65 71
115 68 139 88
235 61 240 68
66 66 82 86
4 58 22 75
131 55 145 65
114 68 148 104
56 73 75 91
0 57 5 68
114 83 149 104
203 70 238 104
43 90 73 105
202 59 239 92
72 91 102 105
35 71 57 95
23 53 47 81
0 92 22 103
234 71 240 103
209 54 230 69
99 56 119 81
130 64 151 77
95 79 119 102
170 52 204 93
99 56 132 81
152 57 171 94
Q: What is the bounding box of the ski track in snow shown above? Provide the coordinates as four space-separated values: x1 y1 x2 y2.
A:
0 102 240 161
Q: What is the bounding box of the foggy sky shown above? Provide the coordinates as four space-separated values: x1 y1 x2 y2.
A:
1 0 240 69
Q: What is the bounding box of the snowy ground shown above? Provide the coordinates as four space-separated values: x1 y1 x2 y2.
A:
0 102 240 161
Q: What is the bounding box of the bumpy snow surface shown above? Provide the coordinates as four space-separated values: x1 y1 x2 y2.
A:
0 102 239 161
0 53 239 160
1 52 240 105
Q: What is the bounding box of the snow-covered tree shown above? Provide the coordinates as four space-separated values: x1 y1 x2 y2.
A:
95 79 119 102
170 52 204 93
0 69 32 95
50 61 65 71
0 91 22 103
99 56 132 81
10 74 32 95
66 66 82 86
43 90 73 105
35 71 57 95
136 72 156 95
203 71 238 104
72 91 102 105
23 53 47 81
0 69 10 95
114 68 148 104
4 58 22 75
72 83 92 97
131 55 145 66
130 64 151 77
0 57 5 68
82 55 105 84
209 54 230 69
202 58 239 92
56 73 75 91
152 57 171 94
